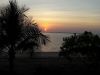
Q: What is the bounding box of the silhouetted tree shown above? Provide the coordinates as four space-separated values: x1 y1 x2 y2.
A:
0 0 48 71
60 31 100 64
16 24 49 58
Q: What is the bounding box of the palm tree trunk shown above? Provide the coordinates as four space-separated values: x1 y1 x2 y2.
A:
8 44 15 71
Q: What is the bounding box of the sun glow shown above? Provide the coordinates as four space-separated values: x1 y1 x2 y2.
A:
44 27 47 32
40 21 50 32
43 24 48 32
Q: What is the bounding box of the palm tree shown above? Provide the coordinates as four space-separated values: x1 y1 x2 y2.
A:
16 24 49 58
0 0 49 71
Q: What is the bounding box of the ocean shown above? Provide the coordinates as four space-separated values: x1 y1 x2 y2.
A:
40 33 72 52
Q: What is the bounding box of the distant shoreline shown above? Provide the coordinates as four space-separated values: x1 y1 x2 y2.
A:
43 32 81 34
43 32 100 35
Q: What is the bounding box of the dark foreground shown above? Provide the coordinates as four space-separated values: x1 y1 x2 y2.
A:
0 52 99 75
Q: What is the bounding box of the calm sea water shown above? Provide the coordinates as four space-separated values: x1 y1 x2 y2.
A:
40 33 72 52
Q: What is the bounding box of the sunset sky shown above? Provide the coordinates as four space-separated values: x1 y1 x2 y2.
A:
0 0 100 33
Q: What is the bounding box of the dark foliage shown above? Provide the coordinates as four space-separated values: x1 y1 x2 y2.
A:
0 0 49 70
60 31 100 64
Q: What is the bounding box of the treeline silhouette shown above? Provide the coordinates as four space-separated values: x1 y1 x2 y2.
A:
0 0 48 71
59 31 100 69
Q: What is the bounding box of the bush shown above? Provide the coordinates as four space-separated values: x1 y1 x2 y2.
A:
59 31 100 63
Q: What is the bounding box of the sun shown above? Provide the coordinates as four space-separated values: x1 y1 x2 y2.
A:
43 22 49 32
39 21 50 32
44 27 47 32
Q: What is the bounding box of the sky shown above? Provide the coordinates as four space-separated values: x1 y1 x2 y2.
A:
0 0 100 33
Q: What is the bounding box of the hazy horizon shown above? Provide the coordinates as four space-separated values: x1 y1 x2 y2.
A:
0 0 100 33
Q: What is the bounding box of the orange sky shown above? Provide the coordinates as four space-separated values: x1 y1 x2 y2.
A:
1 0 99 33
27 10 100 33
